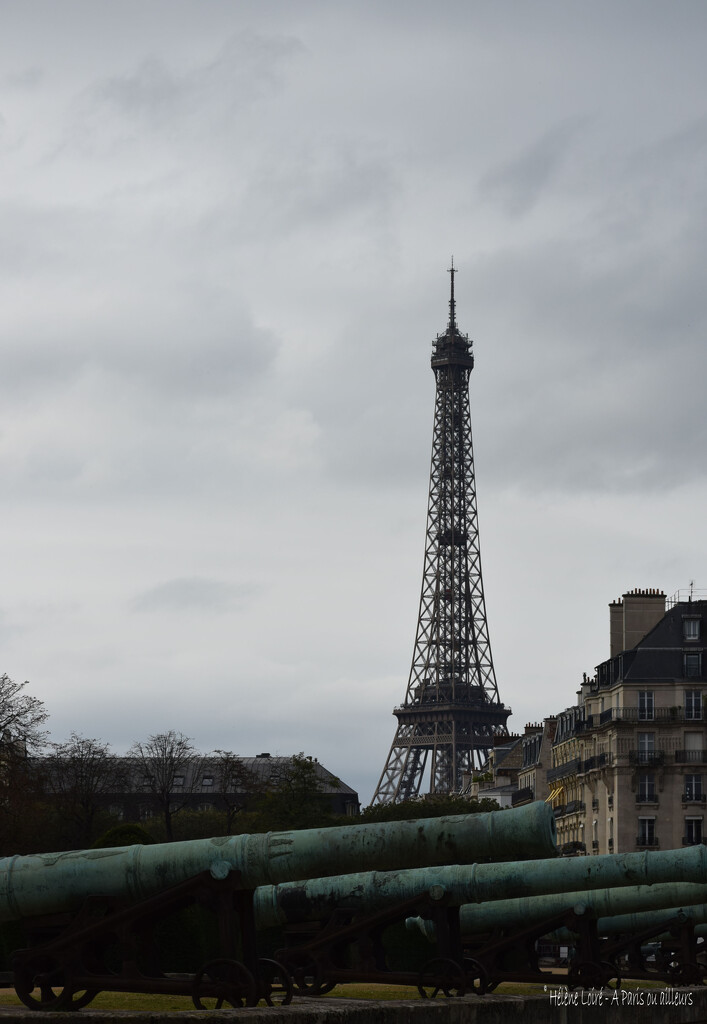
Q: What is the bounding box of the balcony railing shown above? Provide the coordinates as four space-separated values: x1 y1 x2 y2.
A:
676 750 707 764
588 707 693 726
563 799 585 815
636 837 660 848
559 841 586 855
546 758 582 783
682 837 704 846
579 753 609 773
682 793 706 803
628 751 665 766
636 793 657 803
511 786 534 806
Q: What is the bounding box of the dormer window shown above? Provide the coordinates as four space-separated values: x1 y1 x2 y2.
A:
684 618 701 641
684 653 702 679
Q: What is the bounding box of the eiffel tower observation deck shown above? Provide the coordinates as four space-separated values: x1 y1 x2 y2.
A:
372 264 510 803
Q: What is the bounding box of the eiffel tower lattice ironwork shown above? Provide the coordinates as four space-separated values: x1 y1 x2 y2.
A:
372 263 510 803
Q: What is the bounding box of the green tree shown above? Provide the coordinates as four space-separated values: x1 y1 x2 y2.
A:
357 794 501 823
251 753 339 831
92 822 156 848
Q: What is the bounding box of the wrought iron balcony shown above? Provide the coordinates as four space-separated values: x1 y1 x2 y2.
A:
579 753 609 773
628 751 665 766
682 792 706 803
676 750 707 763
511 786 534 806
635 837 660 848
546 758 581 783
559 841 586 855
682 836 704 846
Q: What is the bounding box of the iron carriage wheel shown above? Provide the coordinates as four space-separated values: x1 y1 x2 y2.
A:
279 949 334 995
14 951 99 1012
567 959 618 991
191 957 257 1009
256 957 294 1005
417 956 467 998
669 961 703 987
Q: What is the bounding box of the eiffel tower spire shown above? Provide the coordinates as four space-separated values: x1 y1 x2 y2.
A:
372 265 510 803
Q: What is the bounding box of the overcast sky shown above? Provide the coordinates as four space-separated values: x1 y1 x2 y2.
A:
1 1 706 806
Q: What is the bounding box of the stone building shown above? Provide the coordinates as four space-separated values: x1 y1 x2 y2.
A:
503 588 706 855
578 589 706 854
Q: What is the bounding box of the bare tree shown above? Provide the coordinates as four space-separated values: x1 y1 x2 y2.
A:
212 751 265 834
44 733 124 848
128 731 206 841
0 674 48 752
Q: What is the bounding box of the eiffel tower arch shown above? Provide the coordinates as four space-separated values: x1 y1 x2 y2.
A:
372 264 510 804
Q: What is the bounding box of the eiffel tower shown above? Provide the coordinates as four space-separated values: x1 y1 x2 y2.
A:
372 263 510 803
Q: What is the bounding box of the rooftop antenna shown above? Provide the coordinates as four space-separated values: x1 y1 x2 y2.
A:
690 579 695 601
448 256 457 329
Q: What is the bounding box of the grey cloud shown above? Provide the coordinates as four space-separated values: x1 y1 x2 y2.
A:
479 117 591 216
132 577 258 613
471 232 707 496
2 67 44 90
239 145 398 236
64 30 304 158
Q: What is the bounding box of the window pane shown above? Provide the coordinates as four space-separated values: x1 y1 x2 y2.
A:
684 619 701 640
686 690 703 720
638 691 654 720
685 775 703 800
684 653 702 679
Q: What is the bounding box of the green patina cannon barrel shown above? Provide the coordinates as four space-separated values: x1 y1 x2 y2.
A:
405 881 707 940
578 900 707 939
251 844 707 929
0 801 555 923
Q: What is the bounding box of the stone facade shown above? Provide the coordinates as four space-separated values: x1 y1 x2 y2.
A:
506 589 707 855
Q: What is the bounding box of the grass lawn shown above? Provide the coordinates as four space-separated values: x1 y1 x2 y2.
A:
0 977 669 1012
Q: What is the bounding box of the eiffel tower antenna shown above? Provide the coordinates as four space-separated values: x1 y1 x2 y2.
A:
372 266 510 803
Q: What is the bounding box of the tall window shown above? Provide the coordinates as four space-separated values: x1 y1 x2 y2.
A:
638 691 654 721
637 732 655 764
684 653 702 679
637 817 656 847
685 774 703 801
685 690 703 720
685 817 703 845
637 774 655 802
684 618 701 641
